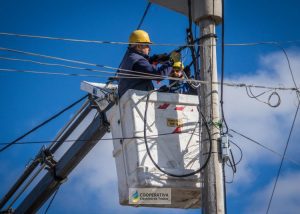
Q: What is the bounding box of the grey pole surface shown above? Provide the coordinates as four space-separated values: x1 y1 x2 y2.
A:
199 19 225 214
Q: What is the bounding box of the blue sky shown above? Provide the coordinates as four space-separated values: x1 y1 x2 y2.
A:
0 0 300 213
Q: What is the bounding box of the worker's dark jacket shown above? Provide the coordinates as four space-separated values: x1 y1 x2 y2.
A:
118 48 172 97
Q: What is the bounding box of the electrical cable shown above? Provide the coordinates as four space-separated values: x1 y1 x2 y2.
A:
228 150 237 173
273 44 300 102
0 32 200 47
266 100 300 214
225 167 235 184
0 130 201 146
0 47 170 79
1 32 299 47
230 129 300 167
0 67 204 83
44 187 60 214
0 56 118 75
0 95 88 153
220 0 229 135
187 0 200 81
0 68 109 78
228 140 243 166
143 90 212 177
0 47 298 91
0 67 298 93
218 0 228 212
137 2 152 30
245 86 281 108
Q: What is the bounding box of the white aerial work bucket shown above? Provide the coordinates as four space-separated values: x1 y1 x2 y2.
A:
106 89 205 208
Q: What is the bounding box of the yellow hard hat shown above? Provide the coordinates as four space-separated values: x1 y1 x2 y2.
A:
129 30 152 44
173 61 184 69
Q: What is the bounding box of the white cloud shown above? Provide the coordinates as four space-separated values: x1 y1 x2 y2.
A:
224 49 300 210
245 171 300 214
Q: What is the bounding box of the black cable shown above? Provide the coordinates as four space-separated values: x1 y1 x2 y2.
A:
274 44 300 101
187 0 200 81
228 140 243 166
228 150 237 173
229 129 300 167
44 187 59 214
222 162 228 213
266 100 300 214
225 166 235 184
0 95 88 153
245 86 271 99
220 0 229 135
143 90 212 177
245 87 281 108
137 2 152 30
220 1 228 213
0 129 201 146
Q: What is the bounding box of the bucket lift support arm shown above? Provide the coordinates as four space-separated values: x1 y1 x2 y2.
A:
0 82 117 213
14 110 109 213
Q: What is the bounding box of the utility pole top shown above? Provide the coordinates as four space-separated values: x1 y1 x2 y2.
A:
149 0 222 24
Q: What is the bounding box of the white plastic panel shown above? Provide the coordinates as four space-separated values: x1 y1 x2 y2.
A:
106 89 202 208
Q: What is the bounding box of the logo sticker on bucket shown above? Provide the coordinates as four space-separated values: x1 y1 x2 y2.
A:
129 188 171 204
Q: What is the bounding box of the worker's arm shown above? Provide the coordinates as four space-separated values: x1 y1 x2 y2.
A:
133 58 172 80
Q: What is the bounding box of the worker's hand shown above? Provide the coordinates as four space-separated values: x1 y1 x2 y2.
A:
149 53 169 64
170 51 181 64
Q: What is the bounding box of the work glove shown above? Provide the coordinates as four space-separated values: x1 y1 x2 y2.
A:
170 51 181 64
149 53 170 64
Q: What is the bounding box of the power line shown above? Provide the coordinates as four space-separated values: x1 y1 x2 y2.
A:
0 32 192 47
0 56 115 75
0 56 166 79
0 47 299 92
0 68 108 78
0 67 297 91
0 32 300 47
0 130 202 146
220 0 228 134
245 87 281 108
0 95 88 153
0 67 299 93
230 129 300 167
274 44 300 101
0 47 172 78
44 187 59 214
137 2 152 30
266 100 300 214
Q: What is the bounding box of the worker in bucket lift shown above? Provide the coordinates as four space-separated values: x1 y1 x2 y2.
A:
164 62 197 95
168 61 189 94
117 29 181 98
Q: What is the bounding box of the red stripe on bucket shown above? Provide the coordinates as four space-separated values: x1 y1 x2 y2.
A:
174 106 184 111
158 103 170 109
173 127 182 133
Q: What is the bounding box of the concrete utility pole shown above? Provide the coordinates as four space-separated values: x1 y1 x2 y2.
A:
198 19 225 214
149 0 224 213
